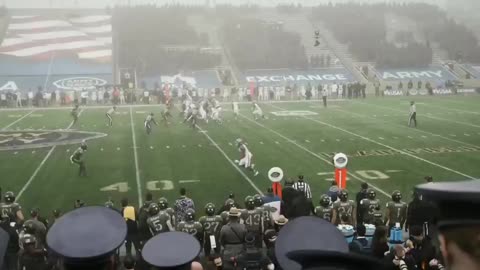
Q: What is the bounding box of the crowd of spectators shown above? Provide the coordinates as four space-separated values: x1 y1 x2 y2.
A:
392 3 480 63
1 175 445 270
311 3 436 69
222 18 308 70
114 6 221 75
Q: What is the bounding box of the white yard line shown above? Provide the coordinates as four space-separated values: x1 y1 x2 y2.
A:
17 109 84 200
237 113 390 197
422 103 480 115
274 104 476 180
1 110 35 130
355 101 480 129
196 124 264 196
333 108 479 148
129 106 143 206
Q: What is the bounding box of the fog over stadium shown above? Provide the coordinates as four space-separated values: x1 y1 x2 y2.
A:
0 1 480 270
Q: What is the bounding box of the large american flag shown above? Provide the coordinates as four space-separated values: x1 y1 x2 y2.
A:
0 14 112 61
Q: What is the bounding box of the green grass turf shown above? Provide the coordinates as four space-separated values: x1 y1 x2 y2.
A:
1 95 479 217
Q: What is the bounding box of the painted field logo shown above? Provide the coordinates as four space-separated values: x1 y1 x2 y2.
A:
0 130 107 151
53 77 107 91
271 111 318 116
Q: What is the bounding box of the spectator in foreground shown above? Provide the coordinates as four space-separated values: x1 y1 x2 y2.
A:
371 226 390 259
175 188 195 223
122 256 135 270
219 208 246 270
384 245 417 270
406 225 436 269
191 261 203 270
350 224 370 253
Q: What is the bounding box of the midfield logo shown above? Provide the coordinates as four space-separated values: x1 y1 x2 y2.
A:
0 130 107 151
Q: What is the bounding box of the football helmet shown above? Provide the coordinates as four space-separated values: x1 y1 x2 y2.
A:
158 197 168 210
185 209 195 222
253 194 264 207
392 190 402 202
367 189 376 200
205 203 216 216
4 191 15 203
245 196 255 210
148 203 160 216
339 190 349 202
320 194 331 207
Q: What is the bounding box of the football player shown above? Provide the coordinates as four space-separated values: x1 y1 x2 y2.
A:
184 103 198 129
176 209 204 244
234 138 259 176
314 194 333 222
219 198 236 224
71 104 80 125
252 102 266 121
385 190 408 229
106 106 116 126
199 203 223 258
210 98 222 123
332 190 356 226
232 101 239 120
359 189 381 224
240 196 263 248
253 194 274 231
0 191 24 223
70 142 87 177
146 203 173 237
158 197 176 228
160 100 173 126
408 101 417 128
144 113 158 135
198 99 208 123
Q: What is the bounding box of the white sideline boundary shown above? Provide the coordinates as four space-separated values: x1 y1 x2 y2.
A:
129 106 143 206
237 113 390 198
271 104 476 180
333 108 479 148
196 124 264 196
355 101 480 129
1 110 34 130
17 109 84 201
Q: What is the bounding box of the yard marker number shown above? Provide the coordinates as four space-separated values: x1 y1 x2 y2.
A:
100 182 130 192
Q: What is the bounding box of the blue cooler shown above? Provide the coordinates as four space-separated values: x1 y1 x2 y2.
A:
389 227 404 244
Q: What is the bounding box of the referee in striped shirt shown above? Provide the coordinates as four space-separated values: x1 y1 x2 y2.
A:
292 175 312 199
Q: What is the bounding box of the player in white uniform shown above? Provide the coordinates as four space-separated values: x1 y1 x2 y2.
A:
184 103 198 129
252 102 266 121
210 98 222 123
106 106 116 126
234 138 259 176
145 113 158 135
232 101 239 120
199 99 208 123
408 101 417 127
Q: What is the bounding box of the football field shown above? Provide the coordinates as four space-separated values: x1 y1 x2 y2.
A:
1 95 480 214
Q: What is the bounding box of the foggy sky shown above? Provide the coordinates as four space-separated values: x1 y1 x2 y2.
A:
1 0 446 9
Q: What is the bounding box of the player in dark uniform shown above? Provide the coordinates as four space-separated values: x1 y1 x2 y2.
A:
240 196 263 248
359 189 381 224
253 194 274 232
144 113 158 135
0 191 24 223
146 203 173 237
385 190 408 229
332 190 356 226
70 142 87 177
176 209 203 245
219 198 236 225
158 197 176 228
198 203 223 258
71 104 80 125
314 194 333 222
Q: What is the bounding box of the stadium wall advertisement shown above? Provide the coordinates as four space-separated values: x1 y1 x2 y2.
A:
243 68 356 86
376 66 458 81
0 75 112 91
140 70 221 89
383 88 478 96
464 64 480 78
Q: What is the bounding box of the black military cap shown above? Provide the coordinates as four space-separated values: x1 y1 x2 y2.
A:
142 232 201 270
416 179 480 230
0 227 9 267
46 206 126 268
275 216 382 270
